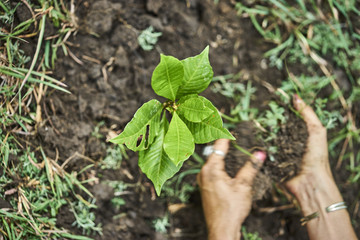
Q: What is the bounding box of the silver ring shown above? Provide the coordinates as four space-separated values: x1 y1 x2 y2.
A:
325 201 347 213
213 149 226 157
203 146 226 157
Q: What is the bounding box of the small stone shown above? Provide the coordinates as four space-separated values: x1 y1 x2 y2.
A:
85 0 114 35
93 183 113 201
111 26 139 51
146 0 163 14
87 64 102 79
114 46 129 68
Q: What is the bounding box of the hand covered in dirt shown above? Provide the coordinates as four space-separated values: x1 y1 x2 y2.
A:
197 139 266 240
285 94 333 196
285 95 357 240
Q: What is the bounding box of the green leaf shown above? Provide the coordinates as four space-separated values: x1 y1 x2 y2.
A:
177 96 213 122
178 94 198 103
151 54 184 100
110 99 162 151
176 46 213 98
182 97 235 143
163 112 195 166
139 117 183 196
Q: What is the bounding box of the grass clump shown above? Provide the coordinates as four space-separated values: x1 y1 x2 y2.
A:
0 148 99 239
1 1 100 239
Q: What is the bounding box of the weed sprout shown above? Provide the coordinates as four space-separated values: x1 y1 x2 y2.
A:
138 26 162 51
153 215 170 233
70 199 102 235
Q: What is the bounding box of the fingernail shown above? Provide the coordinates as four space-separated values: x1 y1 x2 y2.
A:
293 94 303 110
253 151 267 163
294 94 302 103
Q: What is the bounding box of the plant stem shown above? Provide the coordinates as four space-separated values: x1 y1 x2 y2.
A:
220 112 238 122
0 1 9 13
232 143 253 157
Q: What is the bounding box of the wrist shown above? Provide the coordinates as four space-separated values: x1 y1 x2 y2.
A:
208 222 242 240
291 171 357 239
293 171 343 216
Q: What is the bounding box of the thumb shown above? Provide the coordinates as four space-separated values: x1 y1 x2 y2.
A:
235 151 266 186
293 94 323 128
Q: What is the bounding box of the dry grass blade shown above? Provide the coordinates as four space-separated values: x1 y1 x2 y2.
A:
10 12 47 104
256 204 295 213
0 1 99 238
61 152 96 169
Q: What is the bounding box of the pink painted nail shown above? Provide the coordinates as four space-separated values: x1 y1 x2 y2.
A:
253 151 267 163
294 94 302 103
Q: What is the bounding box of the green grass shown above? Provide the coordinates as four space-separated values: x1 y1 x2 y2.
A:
0 1 100 239
0 148 98 239
212 74 258 122
160 153 203 203
235 0 360 181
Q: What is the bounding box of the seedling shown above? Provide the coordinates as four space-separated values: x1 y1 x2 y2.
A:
153 215 170 233
106 180 129 210
257 101 286 140
110 46 235 195
70 199 102 235
101 145 128 170
138 26 162 51
161 168 200 203
212 77 258 122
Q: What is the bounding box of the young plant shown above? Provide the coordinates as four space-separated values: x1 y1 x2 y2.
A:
212 78 258 122
153 215 170 233
256 101 286 162
110 46 235 195
70 199 102 236
107 180 129 210
138 26 162 51
257 101 286 141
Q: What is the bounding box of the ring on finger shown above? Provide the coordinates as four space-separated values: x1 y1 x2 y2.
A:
203 145 226 157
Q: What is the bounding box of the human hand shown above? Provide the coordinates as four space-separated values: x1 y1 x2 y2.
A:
285 95 357 239
197 139 266 240
285 94 333 197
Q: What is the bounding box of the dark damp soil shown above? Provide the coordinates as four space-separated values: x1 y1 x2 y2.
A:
12 0 360 239
225 107 308 201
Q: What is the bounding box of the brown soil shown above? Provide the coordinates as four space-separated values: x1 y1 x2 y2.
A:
10 0 360 239
225 105 308 201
